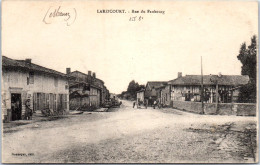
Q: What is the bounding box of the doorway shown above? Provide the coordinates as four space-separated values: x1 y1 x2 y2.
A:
11 93 22 121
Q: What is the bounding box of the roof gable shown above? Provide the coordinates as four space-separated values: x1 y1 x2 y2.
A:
146 81 167 90
70 70 104 84
2 56 67 78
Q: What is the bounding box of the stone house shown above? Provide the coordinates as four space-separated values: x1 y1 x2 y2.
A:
102 86 110 102
67 69 109 110
144 81 167 106
2 56 69 122
159 85 171 106
168 72 249 103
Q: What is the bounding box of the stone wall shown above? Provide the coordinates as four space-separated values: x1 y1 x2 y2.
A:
236 103 257 116
172 101 256 116
172 101 203 114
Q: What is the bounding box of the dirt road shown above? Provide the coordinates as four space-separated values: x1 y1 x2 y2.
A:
2 100 257 163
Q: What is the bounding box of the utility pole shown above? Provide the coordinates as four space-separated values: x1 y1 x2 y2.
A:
201 56 204 114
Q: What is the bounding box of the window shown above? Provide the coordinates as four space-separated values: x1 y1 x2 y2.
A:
83 85 90 91
49 93 54 110
54 94 57 111
58 94 62 110
29 72 34 84
64 94 67 110
33 93 37 111
36 93 46 110
46 93 50 109
54 77 58 87
36 93 40 110
42 93 46 109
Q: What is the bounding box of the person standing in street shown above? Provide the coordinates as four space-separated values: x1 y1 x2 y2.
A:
133 101 136 108
25 99 32 120
153 100 157 109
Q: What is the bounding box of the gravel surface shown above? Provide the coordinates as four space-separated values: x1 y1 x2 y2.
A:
2 100 257 163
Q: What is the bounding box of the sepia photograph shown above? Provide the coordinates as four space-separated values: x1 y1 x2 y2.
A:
1 0 258 163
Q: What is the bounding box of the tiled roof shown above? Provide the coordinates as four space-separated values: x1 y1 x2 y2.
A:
137 88 145 92
70 71 104 84
147 81 168 89
2 56 67 77
69 81 102 90
169 75 249 86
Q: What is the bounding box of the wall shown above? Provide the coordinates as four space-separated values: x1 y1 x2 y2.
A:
70 97 92 110
69 97 81 110
161 85 171 106
90 87 100 107
172 101 203 114
171 85 235 103
2 69 69 121
69 84 101 110
137 91 144 102
172 101 256 116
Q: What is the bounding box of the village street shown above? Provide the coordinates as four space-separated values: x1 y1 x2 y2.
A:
2 100 257 163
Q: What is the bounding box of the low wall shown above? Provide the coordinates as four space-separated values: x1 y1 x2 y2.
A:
172 101 203 114
172 101 256 116
236 103 257 116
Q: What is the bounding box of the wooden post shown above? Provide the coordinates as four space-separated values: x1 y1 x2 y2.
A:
231 90 233 103
215 82 219 114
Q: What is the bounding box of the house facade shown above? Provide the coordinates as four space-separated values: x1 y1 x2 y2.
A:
168 72 249 103
67 69 109 110
102 86 110 103
160 85 171 106
136 89 145 103
2 56 69 122
144 81 167 106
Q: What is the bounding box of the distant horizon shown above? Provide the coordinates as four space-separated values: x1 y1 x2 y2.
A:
1 53 252 94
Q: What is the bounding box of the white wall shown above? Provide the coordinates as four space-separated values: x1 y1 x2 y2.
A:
2 69 69 118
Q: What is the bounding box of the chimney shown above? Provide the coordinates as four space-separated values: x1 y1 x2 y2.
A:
25 58 32 64
66 68 71 74
178 72 182 78
88 71 92 76
93 72 96 78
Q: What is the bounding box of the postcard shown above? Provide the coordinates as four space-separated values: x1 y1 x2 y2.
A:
1 0 258 163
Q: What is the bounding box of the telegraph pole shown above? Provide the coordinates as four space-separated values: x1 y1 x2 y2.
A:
201 56 204 114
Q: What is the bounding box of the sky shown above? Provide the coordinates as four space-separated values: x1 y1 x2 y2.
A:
2 0 258 94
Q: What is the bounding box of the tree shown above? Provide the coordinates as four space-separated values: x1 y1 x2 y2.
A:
124 80 145 100
127 80 137 97
237 35 257 103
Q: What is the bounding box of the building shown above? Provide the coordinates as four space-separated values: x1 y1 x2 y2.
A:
136 89 145 103
2 56 69 122
102 86 110 102
67 69 109 110
168 72 249 103
160 85 171 106
144 81 168 106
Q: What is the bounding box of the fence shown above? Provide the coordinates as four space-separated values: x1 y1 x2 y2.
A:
172 101 256 116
